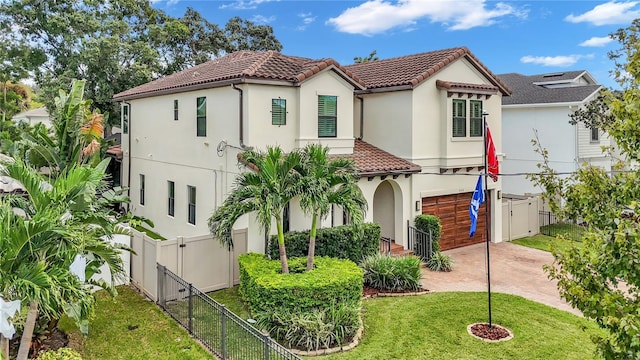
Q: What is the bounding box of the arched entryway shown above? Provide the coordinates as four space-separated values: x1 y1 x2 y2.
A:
373 180 396 240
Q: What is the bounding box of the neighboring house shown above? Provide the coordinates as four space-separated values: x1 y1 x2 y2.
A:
498 71 606 196
11 107 51 128
113 47 509 255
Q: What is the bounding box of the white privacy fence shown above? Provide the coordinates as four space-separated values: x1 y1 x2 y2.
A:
502 195 540 242
129 228 248 301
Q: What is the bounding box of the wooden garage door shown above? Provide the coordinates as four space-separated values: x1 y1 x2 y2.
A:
422 193 490 251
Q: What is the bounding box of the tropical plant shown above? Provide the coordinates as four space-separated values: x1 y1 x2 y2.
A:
361 254 423 291
426 252 454 272
209 146 302 273
20 79 105 173
0 158 130 360
297 144 367 270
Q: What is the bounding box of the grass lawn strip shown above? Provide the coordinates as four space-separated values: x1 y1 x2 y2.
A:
512 234 581 253
321 292 599 360
59 285 213 360
209 287 599 360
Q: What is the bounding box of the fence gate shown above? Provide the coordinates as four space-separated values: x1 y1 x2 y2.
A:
502 196 540 241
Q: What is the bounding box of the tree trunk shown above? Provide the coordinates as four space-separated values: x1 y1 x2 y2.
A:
276 220 289 274
1 334 8 360
307 213 318 271
16 301 38 360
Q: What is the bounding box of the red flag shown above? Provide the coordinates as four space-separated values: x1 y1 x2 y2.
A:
486 124 499 182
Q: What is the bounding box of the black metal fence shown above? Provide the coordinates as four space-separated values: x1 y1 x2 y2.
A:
156 264 302 360
538 211 586 241
407 221 433 262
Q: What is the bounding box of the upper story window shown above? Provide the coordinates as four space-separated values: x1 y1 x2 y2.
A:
452 99 466 137
272 98 286 125
318 95 337 138
452 99 484 138
122 103 129 134
139 174 145 206
591 127 599 142
196 97 206 137
470 100 483 137
174 100 179 121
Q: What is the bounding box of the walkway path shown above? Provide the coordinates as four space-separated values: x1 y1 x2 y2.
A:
420 241 581 316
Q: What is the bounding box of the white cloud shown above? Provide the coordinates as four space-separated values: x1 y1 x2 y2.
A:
251 15 276 24
297 12 317 30
565 1 640 25
149 0 180 5
520 54 594 67
326 0 527 35
220 0 277 10
579 36 614 47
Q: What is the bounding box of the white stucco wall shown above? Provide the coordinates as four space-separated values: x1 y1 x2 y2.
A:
359 90 413 158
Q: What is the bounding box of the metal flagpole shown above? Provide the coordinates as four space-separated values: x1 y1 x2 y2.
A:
483 112 492 327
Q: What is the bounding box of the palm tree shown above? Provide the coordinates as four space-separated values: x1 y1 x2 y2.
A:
298 144 367 270
0 158 128 360
209 146 302 274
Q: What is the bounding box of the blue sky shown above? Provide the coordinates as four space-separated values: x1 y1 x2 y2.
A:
150 1 640 89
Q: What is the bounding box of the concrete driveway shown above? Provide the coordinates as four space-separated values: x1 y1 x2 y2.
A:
421 242 581 316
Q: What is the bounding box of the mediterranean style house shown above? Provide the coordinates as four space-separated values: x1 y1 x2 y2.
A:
114 47 510 254
497 71 606 196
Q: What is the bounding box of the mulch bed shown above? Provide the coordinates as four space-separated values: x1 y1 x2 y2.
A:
469 323 511 341
9 328 69 359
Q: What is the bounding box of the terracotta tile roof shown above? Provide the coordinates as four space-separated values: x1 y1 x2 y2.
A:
114 51 365 100
345 47 511 95
336 140 421 176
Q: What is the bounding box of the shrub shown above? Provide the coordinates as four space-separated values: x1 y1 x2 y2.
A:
360 254 423 291
268 223 380 264
427 251 454 272
256 303 360 351
238 253 363 316
37 348 83 360
415 215 442 252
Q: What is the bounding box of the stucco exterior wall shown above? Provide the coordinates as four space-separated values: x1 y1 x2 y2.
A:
244 84 298 151
297 70 356 154
359 90 413 158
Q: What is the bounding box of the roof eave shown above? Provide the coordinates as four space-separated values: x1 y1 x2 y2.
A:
114 77 296 101
357 168 421 177
355 84 414 94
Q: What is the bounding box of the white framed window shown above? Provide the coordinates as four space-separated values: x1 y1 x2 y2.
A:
591 127 599 142
452 99 466 137
139 174 145 206
272 98 286 125
187 185 196 225
168 181 175 217
122 103 129 134
318 95 337 137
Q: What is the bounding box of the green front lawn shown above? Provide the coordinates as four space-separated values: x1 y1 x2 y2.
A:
540 223 585 242
323 293 599 360
61 286 599 360
59 286 213 360
512 234 582 253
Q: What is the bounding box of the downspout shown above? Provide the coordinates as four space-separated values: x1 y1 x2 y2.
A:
125 101 132 212
356 95 364 140
232 84 246 148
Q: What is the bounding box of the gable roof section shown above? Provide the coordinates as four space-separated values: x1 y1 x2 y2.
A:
336 140 421 177
114 51 365 100
498 72 602 106
345 47 511 95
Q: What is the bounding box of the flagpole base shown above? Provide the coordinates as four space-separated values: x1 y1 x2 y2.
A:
467 323 513 342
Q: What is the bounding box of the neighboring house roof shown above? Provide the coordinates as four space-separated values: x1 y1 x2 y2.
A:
345 47 511 95
12 107 49 119
498 72 602 106
337 140 421 177
114 51 366 100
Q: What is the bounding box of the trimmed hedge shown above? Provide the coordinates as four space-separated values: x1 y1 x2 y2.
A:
238 253 363 316
415 214 442 252
268 223 381 263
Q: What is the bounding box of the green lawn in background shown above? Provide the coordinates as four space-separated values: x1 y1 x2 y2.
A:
540 223 586 242
320 292 599 360
59 286 213 360
207 286 251 320
512 234 582 253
